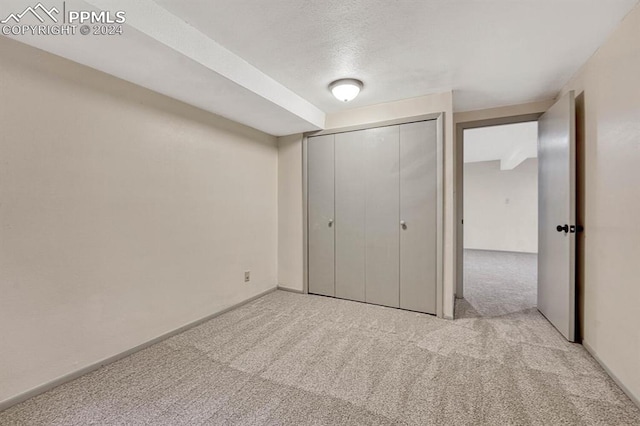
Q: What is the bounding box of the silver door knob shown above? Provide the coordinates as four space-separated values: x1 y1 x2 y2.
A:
328 219 333 227
400 220 407 230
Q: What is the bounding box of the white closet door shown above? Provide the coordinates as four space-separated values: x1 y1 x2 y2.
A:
365 126 400 308
308 135 335 297
400 121 437 314
335 131 366 302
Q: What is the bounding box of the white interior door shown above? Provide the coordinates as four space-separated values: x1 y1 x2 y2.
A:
538 91 577 342
308 135 335 297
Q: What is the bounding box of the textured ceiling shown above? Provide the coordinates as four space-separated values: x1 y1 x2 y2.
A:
156 0 639 113
3 0 638 135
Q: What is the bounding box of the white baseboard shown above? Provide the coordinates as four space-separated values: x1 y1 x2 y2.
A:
277 285 304 294
0 286 278 412
463 248 538 255
582 340 640 408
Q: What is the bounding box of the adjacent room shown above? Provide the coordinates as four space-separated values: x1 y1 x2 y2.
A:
461 122 539 318
1 0 639 424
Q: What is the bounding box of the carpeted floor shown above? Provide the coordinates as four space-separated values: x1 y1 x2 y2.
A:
459 249 538 318
1 250 639 425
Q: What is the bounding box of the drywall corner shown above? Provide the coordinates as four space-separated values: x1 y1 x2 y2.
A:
277 134 305 292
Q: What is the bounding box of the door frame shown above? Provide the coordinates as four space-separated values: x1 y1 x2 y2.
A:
455 113 543 305
302 113 445 317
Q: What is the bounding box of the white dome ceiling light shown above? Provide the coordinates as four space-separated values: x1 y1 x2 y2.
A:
329 78 363 102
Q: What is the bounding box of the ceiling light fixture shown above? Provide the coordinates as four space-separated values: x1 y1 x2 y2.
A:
329 78 363 102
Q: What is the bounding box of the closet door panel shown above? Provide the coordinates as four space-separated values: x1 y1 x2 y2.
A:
308 135 335 297
335 131 366 302
400 121 437 313
365 126 400 308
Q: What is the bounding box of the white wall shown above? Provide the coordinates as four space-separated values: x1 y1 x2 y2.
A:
278 93 456 317
464 159 538 253
0 37 278 405
559 3 640 405
277 134 304 291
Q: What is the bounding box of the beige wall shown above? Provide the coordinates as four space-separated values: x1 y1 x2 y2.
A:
277 134 304 291
559 4 640 404
279 92 456 317
0 38 278 405
464 159 538 253
324 92 454 130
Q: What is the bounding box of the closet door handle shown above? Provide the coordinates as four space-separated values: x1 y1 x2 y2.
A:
328 219 333 227
400 220 407 230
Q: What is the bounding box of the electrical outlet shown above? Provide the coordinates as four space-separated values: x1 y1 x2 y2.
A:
244 271 250 282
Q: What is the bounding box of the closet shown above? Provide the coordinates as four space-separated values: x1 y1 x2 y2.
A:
307 119 441 315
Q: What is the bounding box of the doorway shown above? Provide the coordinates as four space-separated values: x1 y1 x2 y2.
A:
454 94 584 343
459 122 539 318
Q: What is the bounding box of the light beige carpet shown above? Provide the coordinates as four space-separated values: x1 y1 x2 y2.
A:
1 250 639 425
